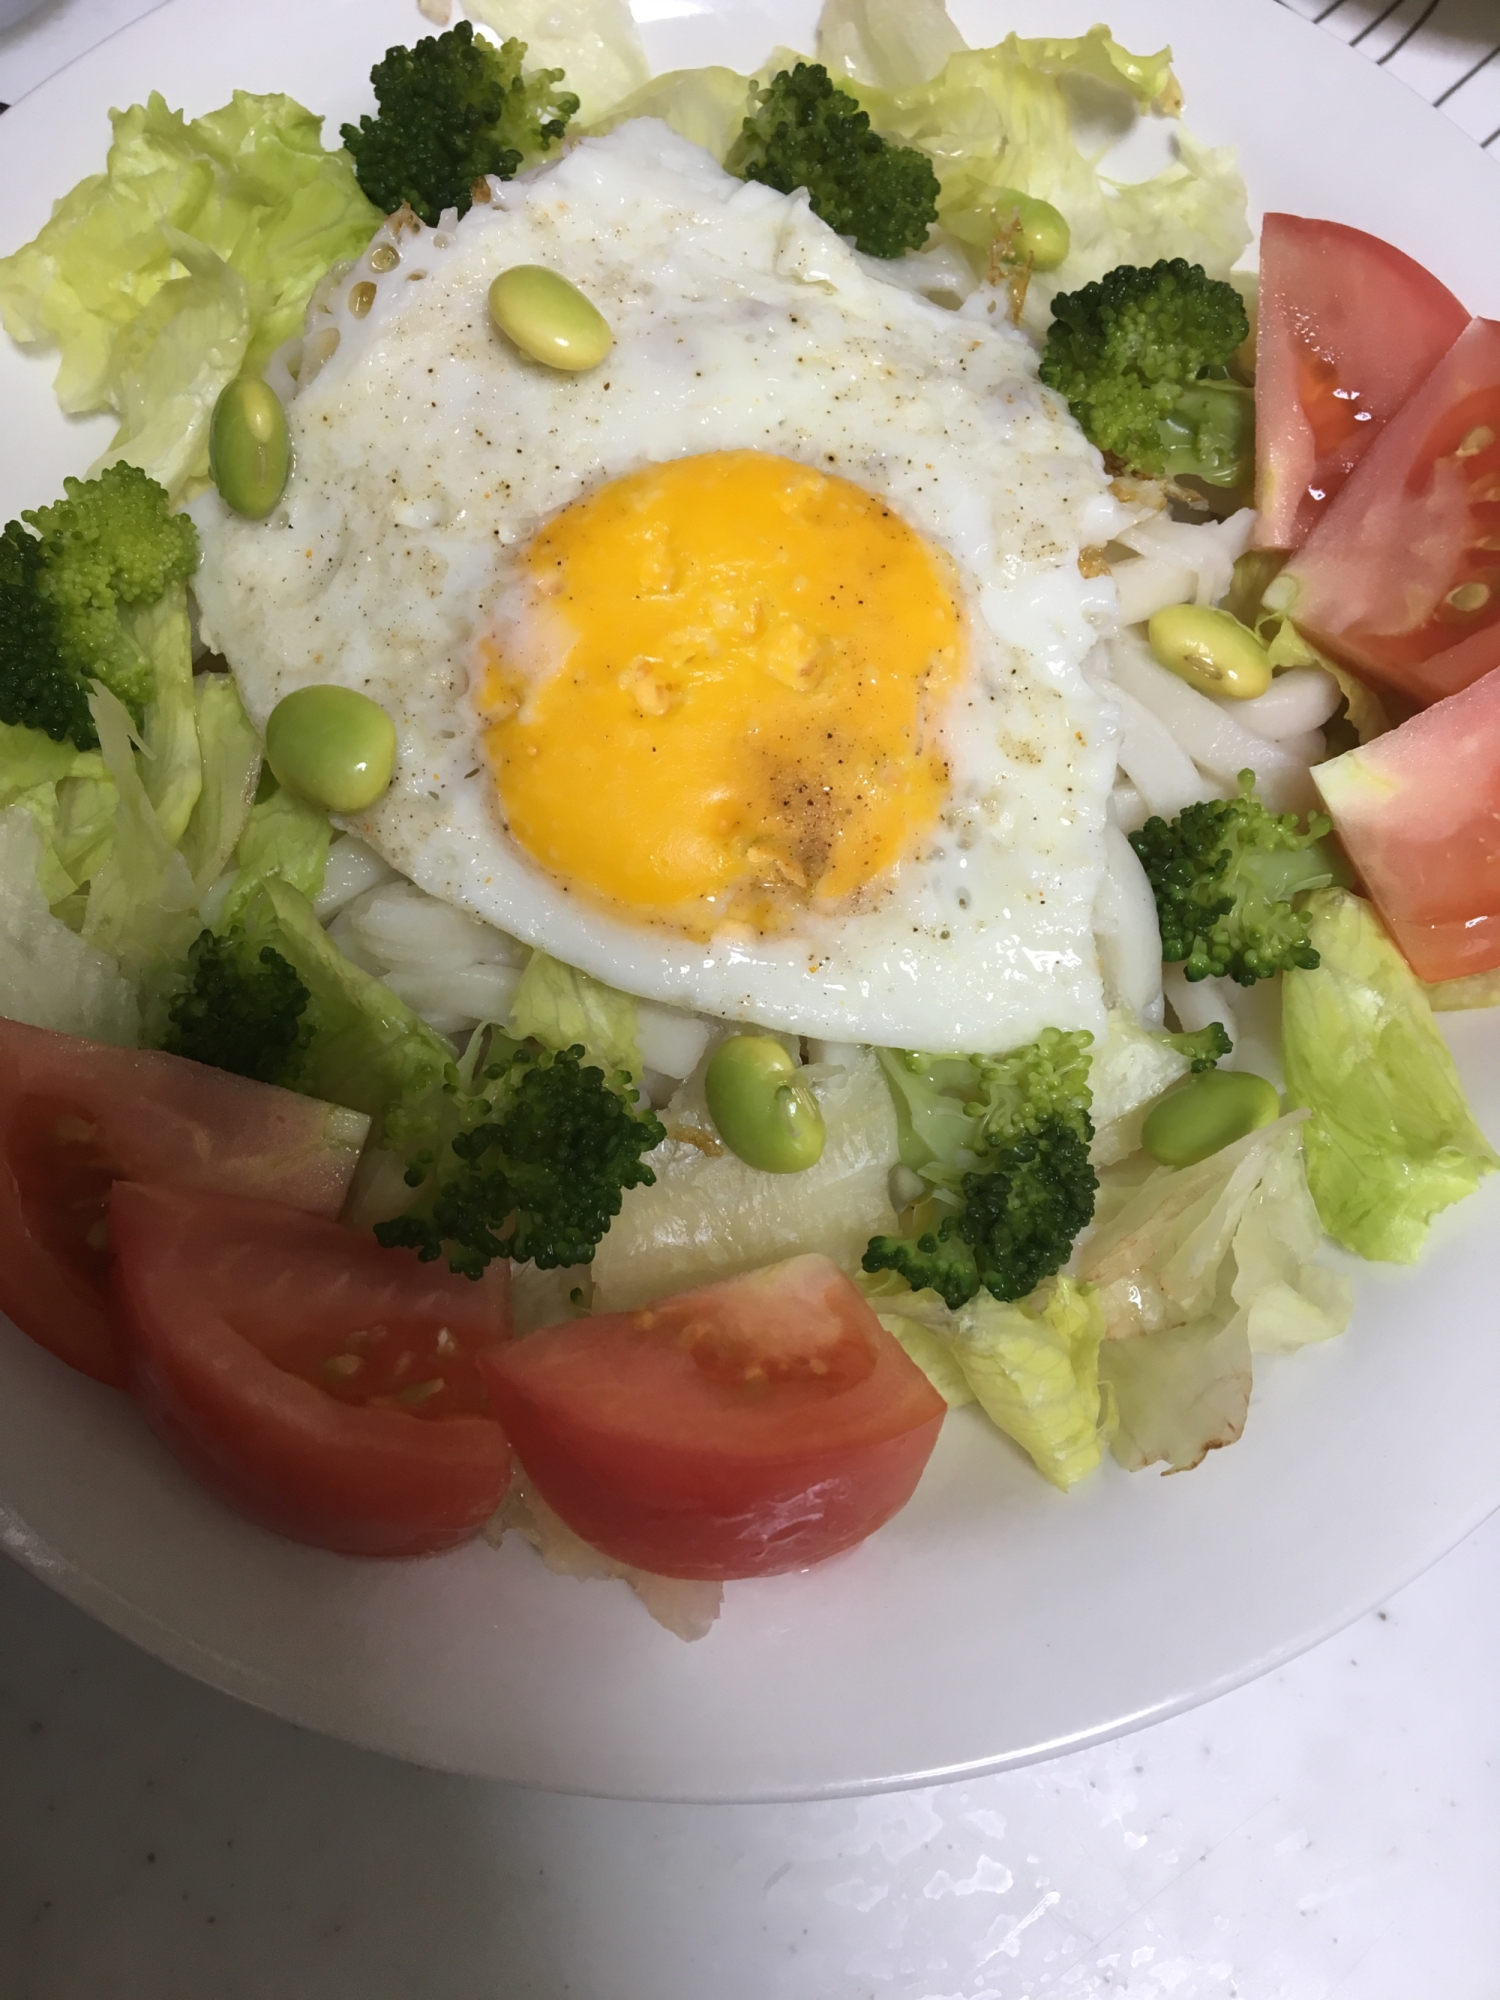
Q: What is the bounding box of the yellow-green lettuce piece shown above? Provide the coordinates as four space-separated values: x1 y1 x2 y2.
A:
1283 889 1498 1262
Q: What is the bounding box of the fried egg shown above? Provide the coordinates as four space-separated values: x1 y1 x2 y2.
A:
191 121 1131 1052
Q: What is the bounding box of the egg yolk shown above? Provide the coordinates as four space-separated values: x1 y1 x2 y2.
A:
478 450 963 939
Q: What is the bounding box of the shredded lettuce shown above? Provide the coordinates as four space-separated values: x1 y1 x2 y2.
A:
178 673 261 893
80 686 199 996
507 948 640 1083
0 806 138 1044
1282 890 1498 1262
0 719 114 918
0 92 380 499
134 593 201 845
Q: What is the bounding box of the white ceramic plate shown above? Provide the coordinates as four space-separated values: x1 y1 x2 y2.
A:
2 0 1498 1803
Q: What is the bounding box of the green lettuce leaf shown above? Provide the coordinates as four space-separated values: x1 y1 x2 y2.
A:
816 0 966 90
464 0 650 124
3 781 73 906
1082 1113 1349 1472
217 785 330 926
0 806 138 1044
843 29 1246 330
858 1269 1109 1489
1080 1114 1305 1336
589 66 753 162
952 1276 1110 1489
1230 1127 1352 1352
507 948 640 1083
1282 889 1498 1262
1099 1312 1251 1473
0 91 380 499
0 718 94 804
91 231 249 502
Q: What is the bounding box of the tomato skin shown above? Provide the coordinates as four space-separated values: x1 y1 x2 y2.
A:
1314 661 1500 982
0 1019 369 1387
480 1254 946 1581
110 1183 513 1558
1284 317 1500 705
1254 214 1468 550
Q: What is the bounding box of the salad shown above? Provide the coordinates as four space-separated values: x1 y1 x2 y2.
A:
0 0 1495 1644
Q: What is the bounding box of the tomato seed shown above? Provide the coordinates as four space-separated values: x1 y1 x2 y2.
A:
1456 426 1495 458
397 1378 443 1408
1446 582 1491 612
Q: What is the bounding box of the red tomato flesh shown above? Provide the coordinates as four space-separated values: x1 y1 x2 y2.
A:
1283 317 1500 705
110 1183 513 1557
1314 661 1500 982
480 1254 947 1581
0 1019 369 1386
1253 214 1467 550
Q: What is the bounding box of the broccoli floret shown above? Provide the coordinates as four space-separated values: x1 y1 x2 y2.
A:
1039 259 1253 486
159 893 664 1280
341 23 579 226
162 928 314 1086
1130 771 1335 986
1162 1022 1233 1072
727 63 939 260
0 463 199 749
375 1039 665 1278
863 1029 1098 1310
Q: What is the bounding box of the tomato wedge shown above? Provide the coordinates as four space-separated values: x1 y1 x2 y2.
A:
1280 318 1500 705
110 1183 513 1557
480 1254 946 1581
1314 662 1500 982
1253 214 1468 550
0 1019 369 1386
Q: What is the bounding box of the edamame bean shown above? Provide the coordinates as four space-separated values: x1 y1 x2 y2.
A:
265 685 397 813
1148 604 1273 700
991 189 1070 271
209 377 290 520
704 1034 826 1174
488 265 613 373
1141 1067 1281 1169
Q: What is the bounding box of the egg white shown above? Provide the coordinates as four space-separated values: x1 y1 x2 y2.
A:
191 121 1132 1053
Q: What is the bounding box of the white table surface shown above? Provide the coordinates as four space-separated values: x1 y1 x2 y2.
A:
3 3 1499 1994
